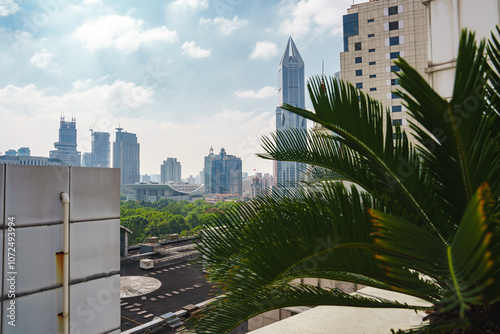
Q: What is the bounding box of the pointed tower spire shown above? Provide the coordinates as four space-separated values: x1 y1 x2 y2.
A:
280 37 304 68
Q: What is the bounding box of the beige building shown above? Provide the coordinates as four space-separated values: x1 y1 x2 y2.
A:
423 0 500 99
340 0 427 139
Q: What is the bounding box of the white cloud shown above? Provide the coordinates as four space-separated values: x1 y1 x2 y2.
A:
0 84 274 177
280 0 352 37
168 0 208 12
181 41 211 58
30 49 54 69
73 15 178 53
249 41 278 60
199 15 248 35
235 86 277 99
0 0 19 16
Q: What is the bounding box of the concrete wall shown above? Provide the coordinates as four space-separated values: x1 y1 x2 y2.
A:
0 165 120 334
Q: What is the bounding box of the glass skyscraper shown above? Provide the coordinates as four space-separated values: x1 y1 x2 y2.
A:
204 147 242 196
275 37 306 186
113 127 140 185
90 131 110 168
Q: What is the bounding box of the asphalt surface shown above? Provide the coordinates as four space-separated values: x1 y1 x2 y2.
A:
120 253 213 332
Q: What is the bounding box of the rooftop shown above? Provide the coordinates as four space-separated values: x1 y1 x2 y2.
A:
120 243 212 333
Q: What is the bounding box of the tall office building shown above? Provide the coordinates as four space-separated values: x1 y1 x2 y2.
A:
49 116 81 166
82 152 92 167
113 127 140 185
91 131 110 168
161 157 181 183
340 0 427 140
204 147 242 196
275 37 307 186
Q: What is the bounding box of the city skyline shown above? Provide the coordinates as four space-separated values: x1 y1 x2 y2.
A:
0 0 363 177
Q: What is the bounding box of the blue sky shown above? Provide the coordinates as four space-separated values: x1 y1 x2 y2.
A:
0 0 358 178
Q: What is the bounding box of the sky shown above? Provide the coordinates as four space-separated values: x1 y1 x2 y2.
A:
0 0 360 178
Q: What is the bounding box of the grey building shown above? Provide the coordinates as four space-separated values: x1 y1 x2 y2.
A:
91 131 111 168
204 147 242 196
17 147 30 156
275 37 307 186
113 127 140 185
49 116 82 166
82 152 92 167
0 155 63 166
160 157 181 183
0 164 120 333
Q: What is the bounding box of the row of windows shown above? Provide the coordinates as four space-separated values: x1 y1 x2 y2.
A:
354 57 377 65
355 83 377 92
356 66 399 76
354 42 378 53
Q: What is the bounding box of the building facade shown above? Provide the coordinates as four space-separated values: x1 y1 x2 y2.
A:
275 37 307 186
340 0 428 140
91 131 111 168
0 155 63 166
160 157 181 183
204 147 242 196
423 0 500 99
49 116 82 166
113 127 140 185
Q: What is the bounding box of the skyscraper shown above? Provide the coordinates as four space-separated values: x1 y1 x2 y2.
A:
91 131 110 168
204 147 242 196
113 127 140 185
275 37 307 186
49 116 81 166
160 157 181 183
340 0 427 141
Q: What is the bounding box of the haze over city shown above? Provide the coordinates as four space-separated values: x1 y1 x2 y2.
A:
0 0 362 178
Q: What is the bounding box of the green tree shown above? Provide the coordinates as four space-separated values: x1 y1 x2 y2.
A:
190 30 500 333
168 214 189 234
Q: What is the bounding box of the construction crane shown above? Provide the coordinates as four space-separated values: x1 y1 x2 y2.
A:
89 115 99 135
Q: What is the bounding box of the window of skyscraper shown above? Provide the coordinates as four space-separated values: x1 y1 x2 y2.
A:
393 119 402 126
356 82 363 89
391 78 400 85
355 42 362 50
343 13 359 52
389 21 399 30
391 92 399 99
390 51 400 59
369 74 376 78
388 6 398 15
392 105 402 112
391 65 401 72
369 61 376 65
393 133 403 139
367 18 374 23
368 33 375 38
356 70 362 76
370 87 377 91
369 48 375 53
355 57 362 63
390 36 400 45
